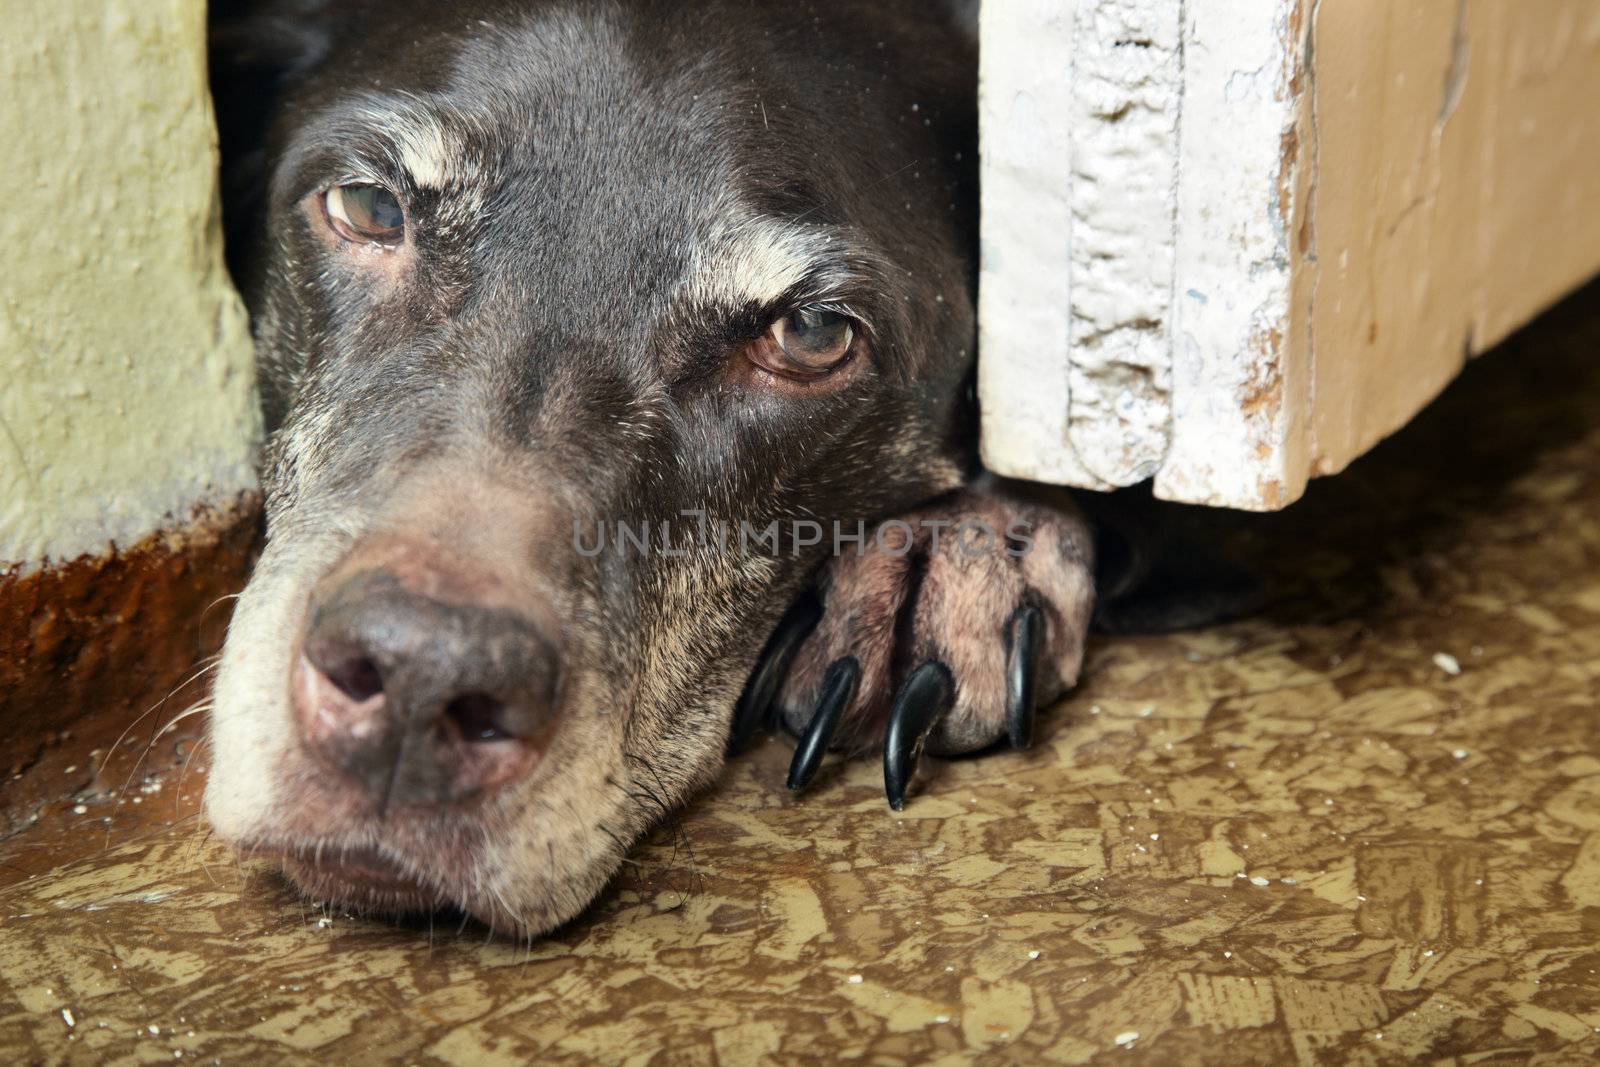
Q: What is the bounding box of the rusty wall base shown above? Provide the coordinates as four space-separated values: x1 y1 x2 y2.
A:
0 497 261 843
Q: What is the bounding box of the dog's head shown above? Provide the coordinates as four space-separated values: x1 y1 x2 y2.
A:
208 0 976 936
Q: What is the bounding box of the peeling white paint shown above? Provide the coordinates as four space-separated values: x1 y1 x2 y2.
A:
977 0 1080 487
1158 0 1309 509
981 0 1298 506
1064 0 1181 487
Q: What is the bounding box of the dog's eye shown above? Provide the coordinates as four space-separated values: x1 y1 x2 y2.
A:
323 183 405 246
747 308 855 378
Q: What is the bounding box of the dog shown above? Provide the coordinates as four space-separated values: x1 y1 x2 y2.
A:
206 0 1105 939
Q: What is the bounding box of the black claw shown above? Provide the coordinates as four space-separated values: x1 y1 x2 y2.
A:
883 661 956 811
728 593 823 756
1005 605 1043 750
787 658 860 792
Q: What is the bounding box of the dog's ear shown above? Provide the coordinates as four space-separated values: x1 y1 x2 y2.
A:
209 0 336 273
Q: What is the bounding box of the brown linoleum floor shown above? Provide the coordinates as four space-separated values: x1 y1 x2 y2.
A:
6 284 1600 1064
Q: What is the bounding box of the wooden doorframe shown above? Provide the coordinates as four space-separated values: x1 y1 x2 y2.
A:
979 0 1600 510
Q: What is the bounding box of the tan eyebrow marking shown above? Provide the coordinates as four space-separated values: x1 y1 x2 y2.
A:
686 215 859 311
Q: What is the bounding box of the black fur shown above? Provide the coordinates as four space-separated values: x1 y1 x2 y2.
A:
206 0 990 936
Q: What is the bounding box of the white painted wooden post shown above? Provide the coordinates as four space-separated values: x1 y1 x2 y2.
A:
979 0 1600 511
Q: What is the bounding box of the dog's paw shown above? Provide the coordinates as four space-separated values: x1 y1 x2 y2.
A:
735 479 1095 809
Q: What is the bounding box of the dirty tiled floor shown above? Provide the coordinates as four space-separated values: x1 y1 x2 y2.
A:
5 286 1600 1064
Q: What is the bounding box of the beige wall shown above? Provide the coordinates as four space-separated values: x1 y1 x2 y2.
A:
0 0 258 572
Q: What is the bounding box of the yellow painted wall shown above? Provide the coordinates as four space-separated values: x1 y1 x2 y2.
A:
0 0 259 571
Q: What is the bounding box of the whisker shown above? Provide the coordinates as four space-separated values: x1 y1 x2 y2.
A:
97 656 222 780
197 592 243 637
174 731 212 818
105 684 218 848
156 701 212 739
192 823 226 888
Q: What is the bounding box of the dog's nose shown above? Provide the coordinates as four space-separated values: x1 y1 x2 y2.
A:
295 570 561 807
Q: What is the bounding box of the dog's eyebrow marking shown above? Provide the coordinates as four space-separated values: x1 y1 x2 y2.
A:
395 121 452 190
339 97 463 191
688 216 868 312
